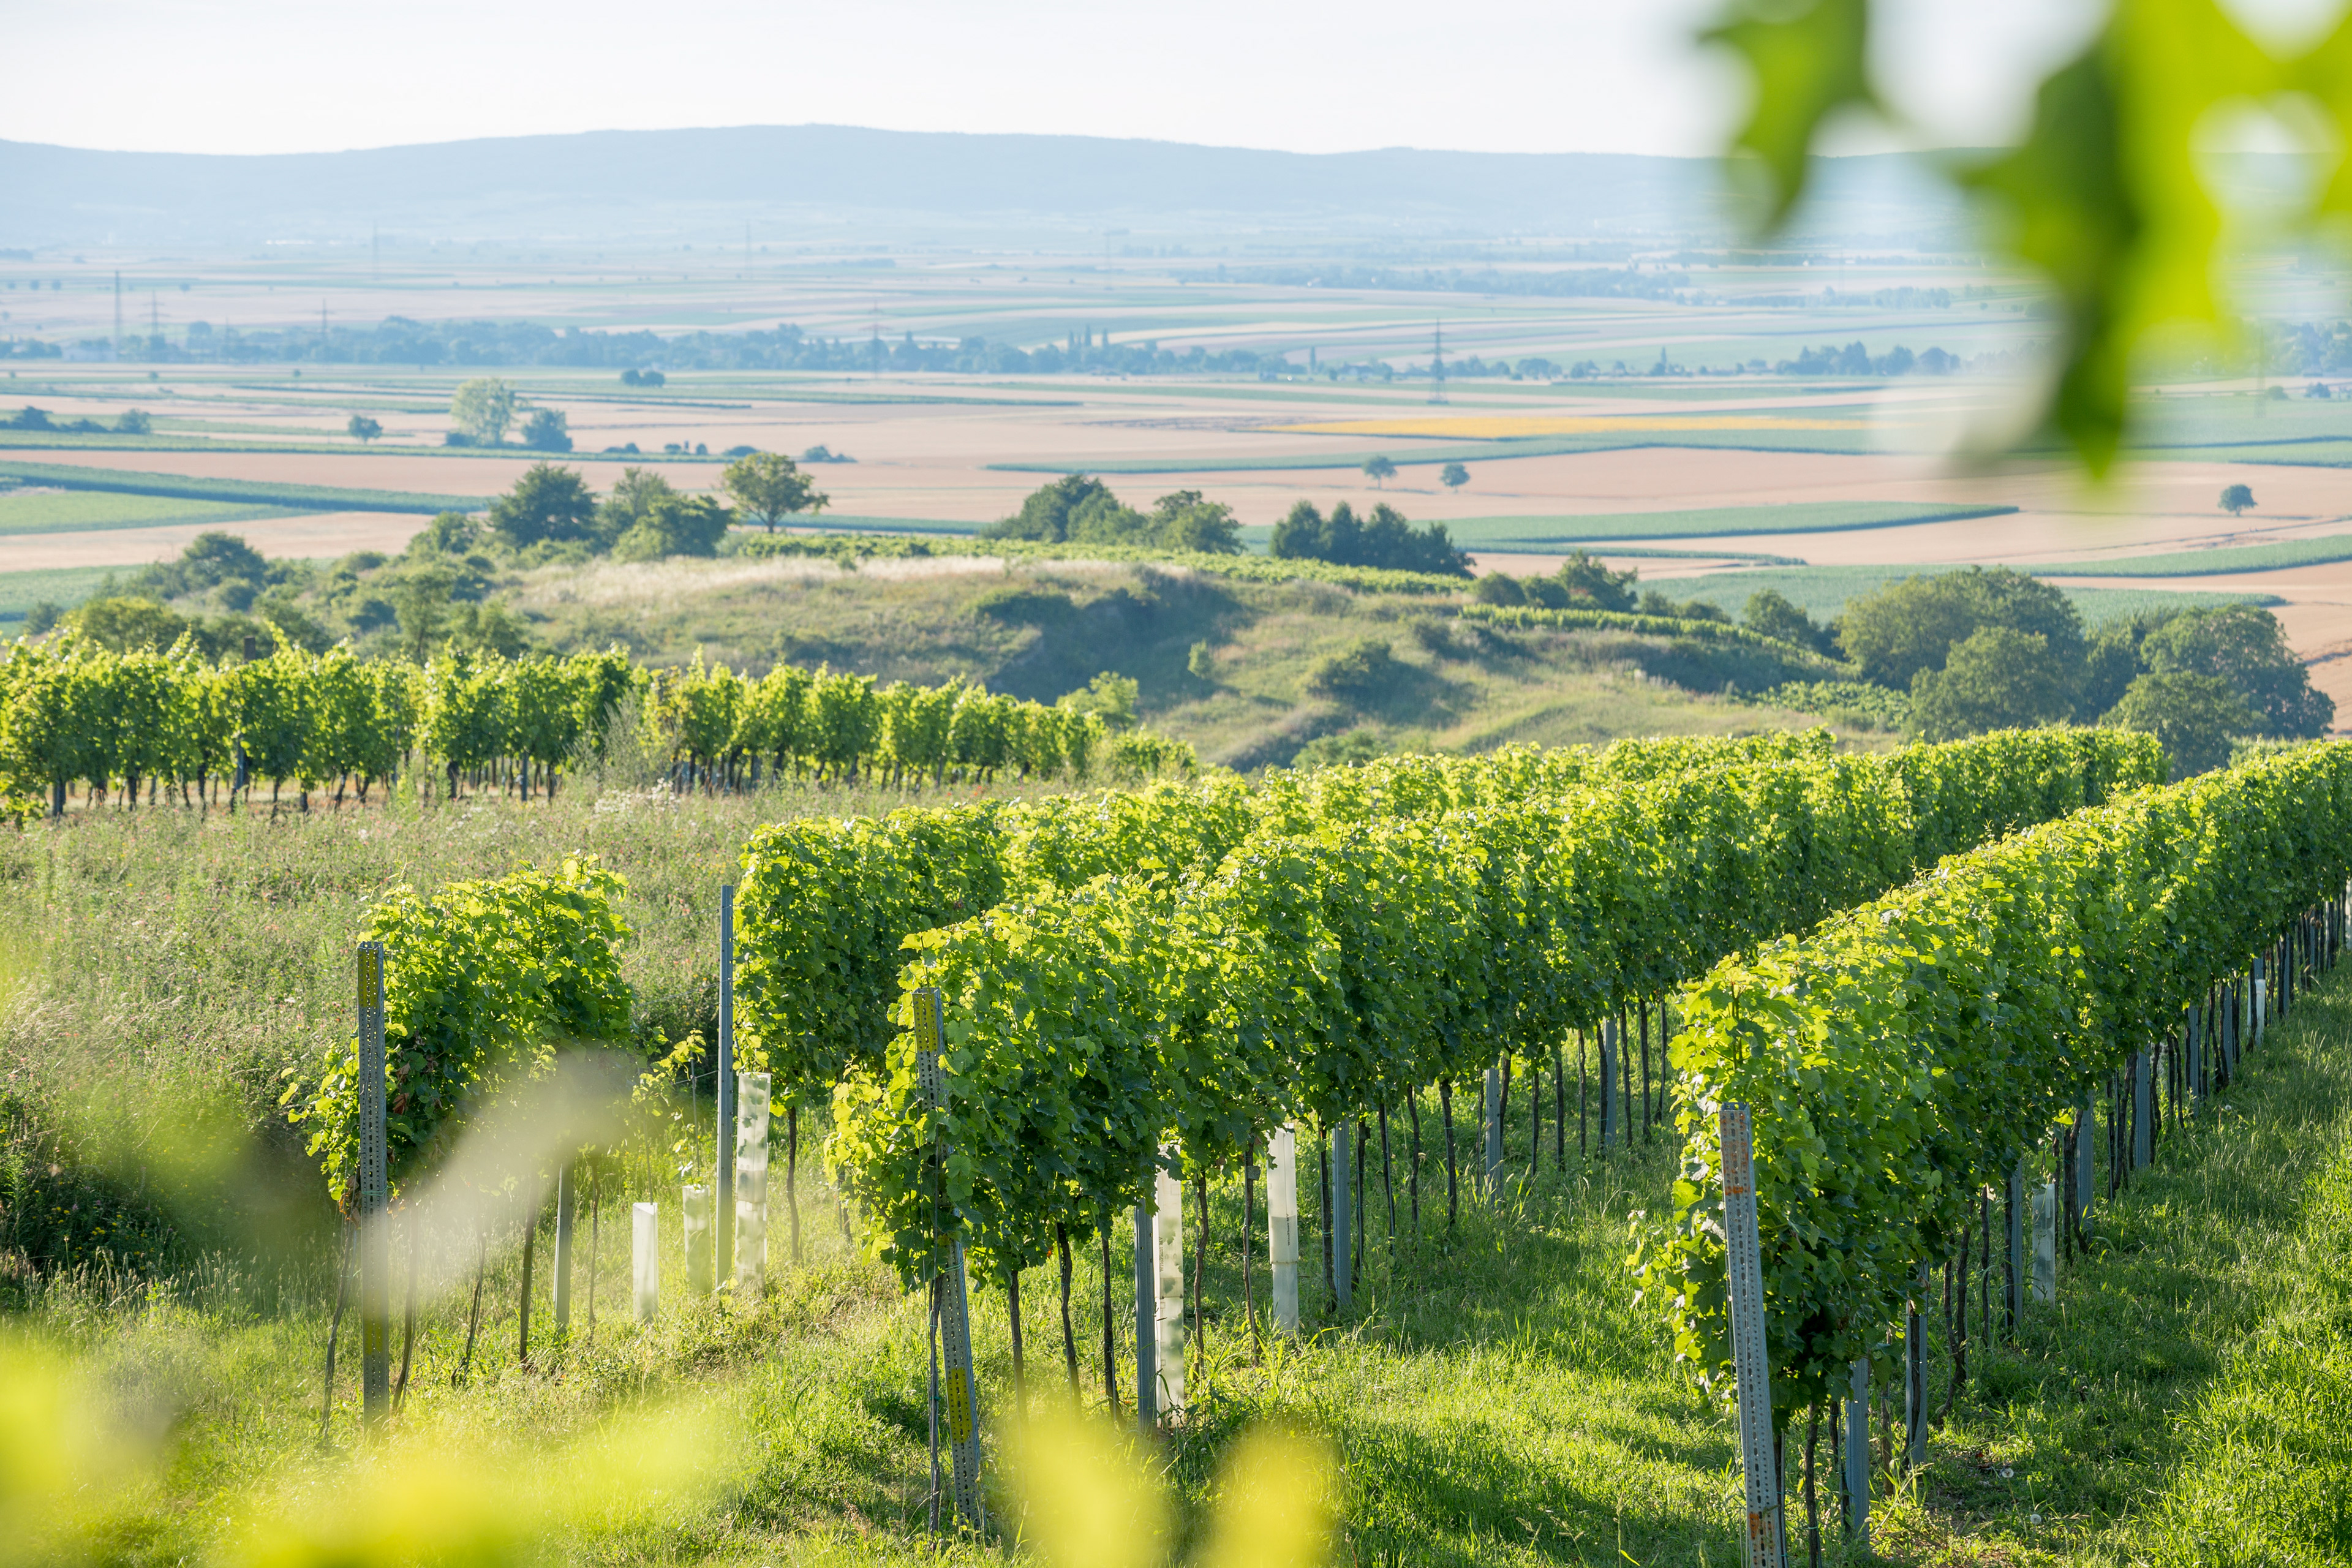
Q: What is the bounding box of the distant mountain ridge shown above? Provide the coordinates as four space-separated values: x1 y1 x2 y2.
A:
0 124 1967 249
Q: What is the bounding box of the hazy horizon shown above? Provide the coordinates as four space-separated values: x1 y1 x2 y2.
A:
4 0 2107 161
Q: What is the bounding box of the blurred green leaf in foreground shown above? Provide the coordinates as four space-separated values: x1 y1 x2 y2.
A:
1706 0 2352 471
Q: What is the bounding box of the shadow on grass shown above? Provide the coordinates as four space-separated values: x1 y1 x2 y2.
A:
1890 963 2352 1561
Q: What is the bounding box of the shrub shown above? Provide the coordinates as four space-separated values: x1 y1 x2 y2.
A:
973 586 1077 625
1304 638 1408 705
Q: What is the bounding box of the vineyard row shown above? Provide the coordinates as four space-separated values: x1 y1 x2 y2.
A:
0 635 1194 818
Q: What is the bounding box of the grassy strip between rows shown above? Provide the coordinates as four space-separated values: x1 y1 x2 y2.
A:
0 459 483 516
1860 952 2352 1566
2031 531 2352 578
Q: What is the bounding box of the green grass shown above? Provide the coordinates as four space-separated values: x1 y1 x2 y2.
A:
0 565 123 620
500 556 1838 769
2033 532 2352 577
1861 950 2352 1566
2149 441 2352 468
0 460 483 516
1431 502 2018 549
0 487 304 536
745 514 981 538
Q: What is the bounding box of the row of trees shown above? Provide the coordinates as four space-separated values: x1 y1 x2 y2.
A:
980 478 1474 576
83 317 1302 378
476 454 826 556
0 635 1192 818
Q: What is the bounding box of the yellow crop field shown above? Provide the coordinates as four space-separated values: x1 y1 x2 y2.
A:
1264 413 1874 439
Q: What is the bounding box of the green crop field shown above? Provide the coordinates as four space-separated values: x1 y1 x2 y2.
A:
0 486 305 535
0 460 483 515
2034 532 2352 577
0 564 120 619
1434 501 2018 549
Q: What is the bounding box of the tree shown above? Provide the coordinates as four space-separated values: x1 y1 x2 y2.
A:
1908 627 2075 739
611 494 730 561
2220 483 2256 516
2078 623 2146 718
1146 490 1243 554
410 511 481 557
984 475 1124 543
1441 462 1471 490
1743 587 1833 653
2103 671 2255 778
2139 601 2333 737
721 451 828 532
389 568 453 663
1471 572 1527 605
347 414 383 443
72 596 190 652
450 378 516 446
594 467 679 551
488 463 597 549
1553 549 1639 612
1839 567 2085 691
1055 671 1140 731
1304 638 1407 706
520 409 572 453
1362 454 1398 489
115 409 151 434
1268 500 1468 575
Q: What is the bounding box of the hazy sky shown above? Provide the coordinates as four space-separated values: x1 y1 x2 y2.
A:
0 0 2222 159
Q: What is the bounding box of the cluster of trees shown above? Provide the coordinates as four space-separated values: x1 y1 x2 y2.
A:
2274 319 2352 375
981 476 1244 554
0 632 1191 820
1469 557 2325 772
968 476 1477 575
1749 568 2330 771
443 378 571 451
53 453 826 668
1272 500 1471 576
4 406 149 434
477 452 824 557
1771 342 1960 376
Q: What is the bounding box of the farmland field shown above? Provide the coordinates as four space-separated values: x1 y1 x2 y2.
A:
0 486 305 535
